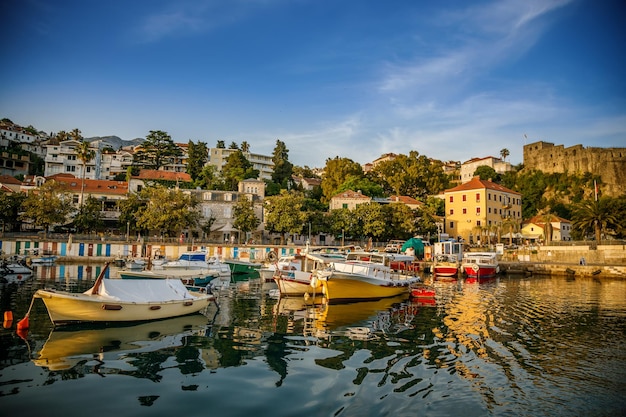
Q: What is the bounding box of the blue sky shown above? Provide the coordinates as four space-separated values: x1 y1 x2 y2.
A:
1 0 624 168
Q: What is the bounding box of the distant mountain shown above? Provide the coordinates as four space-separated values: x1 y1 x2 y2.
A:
85 135 144 149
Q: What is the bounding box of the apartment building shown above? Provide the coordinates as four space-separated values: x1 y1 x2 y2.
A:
207 147 274 181
444 177 521 243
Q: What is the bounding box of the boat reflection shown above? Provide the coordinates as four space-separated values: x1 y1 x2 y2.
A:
33 314 211 371
308 294 413 340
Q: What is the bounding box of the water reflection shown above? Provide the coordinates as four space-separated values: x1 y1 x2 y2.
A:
0 268 625 416
32 315 212 371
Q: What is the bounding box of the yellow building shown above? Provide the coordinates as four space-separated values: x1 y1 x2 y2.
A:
444 177 521 244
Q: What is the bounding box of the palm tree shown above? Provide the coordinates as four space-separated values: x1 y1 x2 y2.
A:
54 130 69 143
500 148 510 162
76 140 95 207
69 128 82 141
540 212 554 243
571 198 618 242
502 217 520 246
241 141 250 153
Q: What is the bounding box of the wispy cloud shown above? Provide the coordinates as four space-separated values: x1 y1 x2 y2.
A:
134 0 286 43
378 0 573 94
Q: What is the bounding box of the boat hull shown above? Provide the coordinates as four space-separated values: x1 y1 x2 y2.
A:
274 271 323 296
226 260 262 275
433 264 459 277
463 265 498 278
35 288 213 325
319 271 416 303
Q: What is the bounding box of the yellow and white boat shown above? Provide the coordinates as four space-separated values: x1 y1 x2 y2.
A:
33 264 214 325
313 252 421 303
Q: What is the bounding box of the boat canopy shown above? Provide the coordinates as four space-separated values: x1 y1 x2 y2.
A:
401 238 425 256
179 252 207 262
84 279 193 302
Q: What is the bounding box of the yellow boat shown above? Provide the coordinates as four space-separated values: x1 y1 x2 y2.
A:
34 263 214 325
313 252 421 303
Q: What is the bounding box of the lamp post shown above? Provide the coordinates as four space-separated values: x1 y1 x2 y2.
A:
126 221 130 242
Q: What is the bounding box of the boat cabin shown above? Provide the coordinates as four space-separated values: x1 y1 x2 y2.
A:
434 240 463 262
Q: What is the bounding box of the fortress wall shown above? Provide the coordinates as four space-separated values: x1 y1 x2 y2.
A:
523 141 626 196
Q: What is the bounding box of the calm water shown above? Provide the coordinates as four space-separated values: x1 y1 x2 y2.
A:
0 264 625 417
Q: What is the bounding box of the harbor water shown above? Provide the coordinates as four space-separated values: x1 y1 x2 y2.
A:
0 264 624 417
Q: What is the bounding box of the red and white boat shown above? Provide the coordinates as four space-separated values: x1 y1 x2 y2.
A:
462 252 499 278
433 241 463 278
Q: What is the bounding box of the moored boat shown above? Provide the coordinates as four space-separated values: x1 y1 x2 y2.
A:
225 258 262 276
314 251 421 303
161 250 209 269
30 263 214 326
433 240 463 278
462 252 499 278
274 252 345 297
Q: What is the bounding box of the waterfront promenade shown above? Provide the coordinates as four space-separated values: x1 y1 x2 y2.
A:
1 236 624 278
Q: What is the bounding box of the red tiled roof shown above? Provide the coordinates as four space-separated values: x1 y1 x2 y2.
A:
523 214 570 225
445 176 520 195
52 177 129 195
134 169 192 182
0 175 23 185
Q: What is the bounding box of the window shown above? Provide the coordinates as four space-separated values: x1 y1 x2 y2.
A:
462 208 467 214
449 221 454 229
449 196 454 203
477 220 481 226
476 207 481 215
462 195 466 202
342 203 348 209
475 193 480 202
449 209 454 215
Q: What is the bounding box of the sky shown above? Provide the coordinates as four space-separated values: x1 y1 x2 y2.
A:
1 0 624 168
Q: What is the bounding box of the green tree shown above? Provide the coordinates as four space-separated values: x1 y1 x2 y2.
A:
241 141 250 153
0 192 27 232
194 165 223 190
571 198 618 242
329 208 360 243
135 186 201 236
474 165 499 182
216 140 225 149
384 203 417 240
222 150 259 191
73 195 104 233
134 130 182 170
186 141 208 181
20 181 74 236
354 203 386 241
371 151 448 200
336 176 384 198
264 190 308 244
271 140 293 189
232 197 260 243
321 157 364 203
75 138 95 207
500 148 510 162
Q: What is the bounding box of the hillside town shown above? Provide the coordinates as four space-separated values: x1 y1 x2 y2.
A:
0 118 624 249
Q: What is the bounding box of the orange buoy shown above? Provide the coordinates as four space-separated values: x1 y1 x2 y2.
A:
16 328 28 341
17 316 29 330
4 311 13 321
